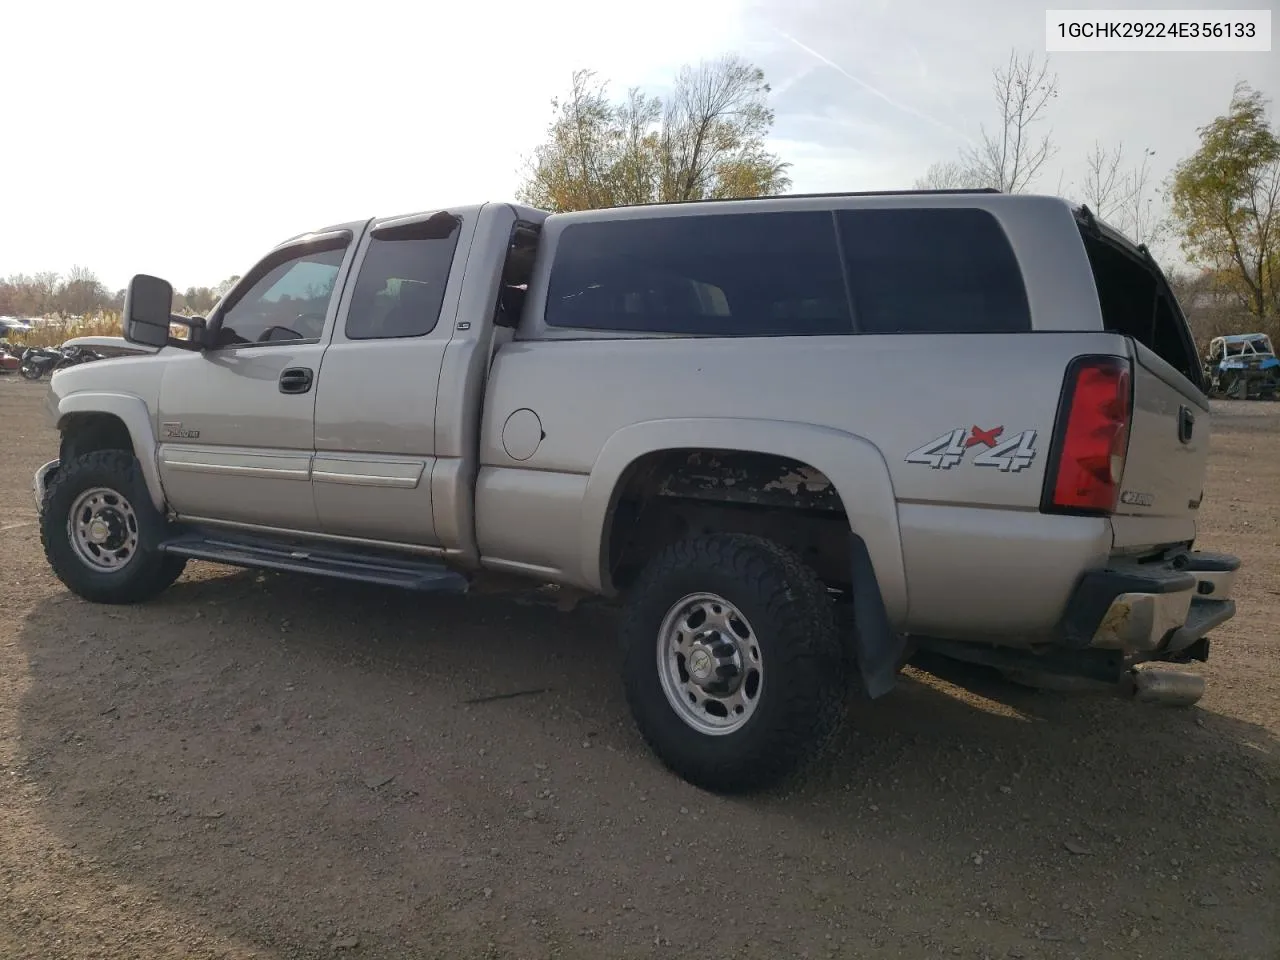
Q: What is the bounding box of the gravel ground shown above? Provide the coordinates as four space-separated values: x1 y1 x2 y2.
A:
1 378 1276 960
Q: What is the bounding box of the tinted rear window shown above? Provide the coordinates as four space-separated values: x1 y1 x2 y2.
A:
837 208 1032 334
1082 231 1201 384
544 212 851 336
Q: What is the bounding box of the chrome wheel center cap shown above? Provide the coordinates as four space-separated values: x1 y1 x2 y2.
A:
87 518 110 544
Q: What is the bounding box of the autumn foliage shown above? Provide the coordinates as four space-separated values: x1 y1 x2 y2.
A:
1169 83 1280 337
518 56 791 213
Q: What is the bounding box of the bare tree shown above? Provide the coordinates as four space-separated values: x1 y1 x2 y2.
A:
1075 142 1169 250
962 50 1059 193
60 265 108 317
912 160 990 190
1079 141 1126 222
32 272 61 317
1124 147 1164 248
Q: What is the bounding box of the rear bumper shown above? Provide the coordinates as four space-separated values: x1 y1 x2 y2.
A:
33 459 58 517
1057 550 1239 658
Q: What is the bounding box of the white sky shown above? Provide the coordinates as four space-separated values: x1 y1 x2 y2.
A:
1 0 1275 291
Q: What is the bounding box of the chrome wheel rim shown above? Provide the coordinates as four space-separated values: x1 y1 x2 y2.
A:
67 486 139 571
657 592 763 736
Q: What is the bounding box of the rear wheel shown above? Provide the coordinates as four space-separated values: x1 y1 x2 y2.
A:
19 361 43 380
41 450 186 604
620 533 847 793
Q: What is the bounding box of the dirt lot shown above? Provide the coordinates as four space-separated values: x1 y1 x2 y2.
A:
0 378 1276 960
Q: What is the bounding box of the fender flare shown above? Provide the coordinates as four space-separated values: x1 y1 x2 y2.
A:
578 417 908 624
56 392 166 512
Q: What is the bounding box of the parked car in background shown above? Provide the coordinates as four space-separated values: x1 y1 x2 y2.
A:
0 344 20 374
0 317 35 339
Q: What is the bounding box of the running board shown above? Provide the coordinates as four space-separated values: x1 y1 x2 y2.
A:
159 531 469 593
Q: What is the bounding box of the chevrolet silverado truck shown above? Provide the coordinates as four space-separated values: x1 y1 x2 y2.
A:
33 190 1240 792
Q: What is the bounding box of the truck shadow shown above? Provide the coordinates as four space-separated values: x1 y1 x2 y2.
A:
14 564 1280 959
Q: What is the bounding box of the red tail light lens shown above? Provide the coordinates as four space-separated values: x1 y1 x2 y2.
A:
1047 356 1132 513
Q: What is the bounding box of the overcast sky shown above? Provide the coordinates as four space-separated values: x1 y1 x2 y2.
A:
1 0 1275 291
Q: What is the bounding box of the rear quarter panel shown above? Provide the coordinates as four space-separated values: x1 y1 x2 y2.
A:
478 331 1125 636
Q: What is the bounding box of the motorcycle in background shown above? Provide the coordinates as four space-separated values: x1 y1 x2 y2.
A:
19 343 103 380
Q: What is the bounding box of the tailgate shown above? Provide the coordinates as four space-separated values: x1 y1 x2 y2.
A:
1075 211 1210 552
1111 341 1210 549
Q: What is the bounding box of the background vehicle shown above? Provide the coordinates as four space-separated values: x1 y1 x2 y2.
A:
19 345 65 379
19 342 103 380
59 335 160 358
31 192 1240 792
0 317 34 339
1203 333 1279 399
0 318 34 374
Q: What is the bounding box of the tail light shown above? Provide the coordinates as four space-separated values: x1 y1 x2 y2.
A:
1043 355 1132 514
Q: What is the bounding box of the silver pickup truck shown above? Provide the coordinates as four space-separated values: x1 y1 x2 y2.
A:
33 190 1240 791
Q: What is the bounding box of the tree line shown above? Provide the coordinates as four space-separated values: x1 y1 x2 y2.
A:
0 271 237 322
3 50 1275 350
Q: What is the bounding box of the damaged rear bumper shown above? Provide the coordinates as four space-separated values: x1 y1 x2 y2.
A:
1057 550 1239 662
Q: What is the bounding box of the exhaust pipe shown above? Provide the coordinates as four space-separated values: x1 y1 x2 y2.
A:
1120 668 1206 707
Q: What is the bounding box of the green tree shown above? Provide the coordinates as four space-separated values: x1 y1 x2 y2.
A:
1169 83 1280 330
518 56 791 213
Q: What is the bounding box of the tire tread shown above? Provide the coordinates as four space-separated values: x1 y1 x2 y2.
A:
620 533 847 793
40 450 185 604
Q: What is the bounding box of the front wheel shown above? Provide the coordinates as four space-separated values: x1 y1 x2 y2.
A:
20 362 44 380
40 450 186 604
620 533 848 793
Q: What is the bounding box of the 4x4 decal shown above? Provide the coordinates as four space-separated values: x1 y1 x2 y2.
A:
905 426 1038 473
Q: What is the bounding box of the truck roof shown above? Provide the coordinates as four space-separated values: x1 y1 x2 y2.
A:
546 190 1085 229
281 192 1104 250
284 202 548 248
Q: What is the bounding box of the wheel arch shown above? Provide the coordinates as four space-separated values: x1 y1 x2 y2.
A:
579 418 907 624
55 393 165 511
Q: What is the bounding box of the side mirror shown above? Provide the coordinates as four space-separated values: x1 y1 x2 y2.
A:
168 314 207 345
123 274 174 347
123 274 203 350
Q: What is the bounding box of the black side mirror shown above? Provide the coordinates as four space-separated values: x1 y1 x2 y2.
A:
123 274 204 350
123 275 174 347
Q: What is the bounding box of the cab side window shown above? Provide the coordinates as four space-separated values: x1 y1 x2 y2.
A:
215 245 347 346
837 208 1032 334
345 216 462 340
544 212 851 337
